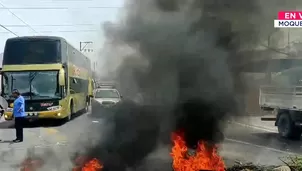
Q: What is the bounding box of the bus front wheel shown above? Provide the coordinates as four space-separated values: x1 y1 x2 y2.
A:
84 97 90 113
65 102 74 122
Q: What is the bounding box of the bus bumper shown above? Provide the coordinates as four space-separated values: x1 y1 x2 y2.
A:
4 109 65 120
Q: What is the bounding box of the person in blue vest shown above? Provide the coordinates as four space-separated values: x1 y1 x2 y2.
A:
12 89 26 143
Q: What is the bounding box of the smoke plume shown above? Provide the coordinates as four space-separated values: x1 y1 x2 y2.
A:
77 0 302 171
84 0 277 170
12 1 302 171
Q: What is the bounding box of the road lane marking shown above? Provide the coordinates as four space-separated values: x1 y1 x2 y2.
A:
44 128 67 142
230 121 277 133
3 143 68 151
226 120 302 156
43 120 296 156
225 138 300 156
55 134 68 141
45 128 59 134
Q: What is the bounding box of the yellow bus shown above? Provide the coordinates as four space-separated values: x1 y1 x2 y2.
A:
1 36 94 122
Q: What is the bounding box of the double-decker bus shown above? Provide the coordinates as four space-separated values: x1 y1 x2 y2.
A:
1 36 94 122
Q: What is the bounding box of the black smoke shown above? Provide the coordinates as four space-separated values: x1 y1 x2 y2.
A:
84 0 271 170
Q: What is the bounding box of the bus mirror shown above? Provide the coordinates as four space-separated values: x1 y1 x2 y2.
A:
59 69 65 86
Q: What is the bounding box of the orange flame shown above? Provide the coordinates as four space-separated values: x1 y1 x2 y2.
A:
171 131 225 171
73 158 103 171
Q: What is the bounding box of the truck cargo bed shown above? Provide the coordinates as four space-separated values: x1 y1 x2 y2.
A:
260 115 276 121
259 85 302 111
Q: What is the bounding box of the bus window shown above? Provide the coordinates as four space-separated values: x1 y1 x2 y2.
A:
3 39 61 64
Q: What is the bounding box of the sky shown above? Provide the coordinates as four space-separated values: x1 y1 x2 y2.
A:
0 0 124 62
1 0 301 64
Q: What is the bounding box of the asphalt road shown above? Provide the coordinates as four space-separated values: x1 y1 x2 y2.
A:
145 116 302 168
59 113 302 167
0 113 300 170
223 119 302 166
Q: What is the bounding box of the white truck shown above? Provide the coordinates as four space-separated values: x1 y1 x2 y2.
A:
259 67 302 139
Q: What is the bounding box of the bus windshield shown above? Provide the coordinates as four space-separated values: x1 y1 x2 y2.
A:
3 39 61 64
2 71 61 100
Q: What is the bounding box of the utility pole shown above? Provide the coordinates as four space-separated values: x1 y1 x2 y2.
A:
266 32 274 84
80 41 93 52
80 41 95 74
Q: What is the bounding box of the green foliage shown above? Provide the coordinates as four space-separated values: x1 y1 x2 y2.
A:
282 156 302 171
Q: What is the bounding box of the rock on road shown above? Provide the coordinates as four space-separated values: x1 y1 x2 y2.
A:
0 113 300 170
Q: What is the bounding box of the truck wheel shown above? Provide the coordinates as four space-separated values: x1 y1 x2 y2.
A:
277 113 302 140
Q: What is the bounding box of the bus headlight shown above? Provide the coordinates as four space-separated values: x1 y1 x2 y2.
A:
6 108 13 112
47 106 62 111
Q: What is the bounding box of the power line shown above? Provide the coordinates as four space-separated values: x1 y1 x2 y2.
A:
0 7 68 9
0 6 122 10
51 0 93 1
0 1 38 34
50 0 93 1
3 24 93 27
0 24 18 36
3 24 96 27
40 30 98 33
0 29 98 34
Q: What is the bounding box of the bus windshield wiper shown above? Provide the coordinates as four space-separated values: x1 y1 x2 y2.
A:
28 72 38 100
29 72 37 82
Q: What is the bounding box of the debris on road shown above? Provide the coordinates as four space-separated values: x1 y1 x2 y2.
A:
226 163 277 171
226 156 302 171
273 166 291 171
